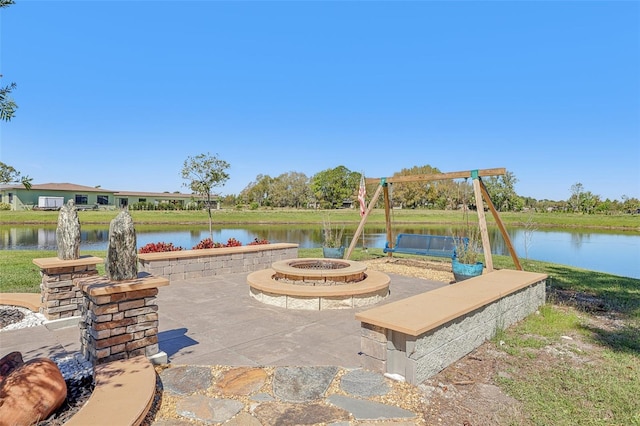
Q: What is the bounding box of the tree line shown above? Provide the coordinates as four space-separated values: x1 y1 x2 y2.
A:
2 153 638 217
0 153 640 215
223 162 639 215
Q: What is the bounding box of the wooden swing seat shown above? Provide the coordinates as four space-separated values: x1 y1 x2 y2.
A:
383 234 468 258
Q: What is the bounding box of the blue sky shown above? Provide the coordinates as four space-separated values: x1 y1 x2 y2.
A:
1 1 638 201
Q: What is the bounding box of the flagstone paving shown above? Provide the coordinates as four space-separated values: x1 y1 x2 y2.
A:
155 365 419 425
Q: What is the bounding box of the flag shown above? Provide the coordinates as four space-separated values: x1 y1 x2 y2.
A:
358 174 366 217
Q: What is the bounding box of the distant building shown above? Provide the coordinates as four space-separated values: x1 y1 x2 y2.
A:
0 182 211 211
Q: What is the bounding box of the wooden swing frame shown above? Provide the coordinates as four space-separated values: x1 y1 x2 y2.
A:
345 167 522 272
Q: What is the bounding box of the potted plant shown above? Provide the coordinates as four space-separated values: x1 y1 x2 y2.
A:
322 217 345 259
452 227 484 282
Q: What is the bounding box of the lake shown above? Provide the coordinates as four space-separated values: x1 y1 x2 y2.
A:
1 225 639 279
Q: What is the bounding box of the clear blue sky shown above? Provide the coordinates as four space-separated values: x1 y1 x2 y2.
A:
1 1 639 201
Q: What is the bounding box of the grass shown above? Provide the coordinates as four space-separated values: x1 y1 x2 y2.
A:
497 352 640 425
1 208 639 231
0 250 106 293
484 255 640 425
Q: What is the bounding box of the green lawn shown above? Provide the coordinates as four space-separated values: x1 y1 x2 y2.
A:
1 208 639 231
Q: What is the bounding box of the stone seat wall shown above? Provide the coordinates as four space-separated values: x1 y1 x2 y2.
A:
356 269 548 385
137 243 298 281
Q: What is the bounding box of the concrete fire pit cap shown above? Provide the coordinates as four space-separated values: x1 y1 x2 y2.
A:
271 258 367 279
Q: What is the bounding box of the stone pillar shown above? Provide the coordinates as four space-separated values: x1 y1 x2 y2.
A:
77 274 169 365
32 257 103 320
105 210 138 281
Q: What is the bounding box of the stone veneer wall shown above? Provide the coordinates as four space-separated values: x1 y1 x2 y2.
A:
138 243 298 281
360 278 546 385
77 275 169 365
32 257 103 320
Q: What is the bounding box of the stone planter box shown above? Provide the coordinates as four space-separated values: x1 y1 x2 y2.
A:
138 243 298 281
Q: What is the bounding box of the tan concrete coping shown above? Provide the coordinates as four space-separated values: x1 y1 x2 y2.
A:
78 273 169 297
356 269 548 336
0 293 41 312
65 355 156 426
271 258 367 281
32 255 103 269
138 242 298 261
247 268 390 297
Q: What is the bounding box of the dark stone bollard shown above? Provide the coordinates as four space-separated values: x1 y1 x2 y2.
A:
105 210 138 281
56 200 81 260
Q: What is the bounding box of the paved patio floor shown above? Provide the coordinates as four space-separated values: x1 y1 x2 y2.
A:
1 272 446 368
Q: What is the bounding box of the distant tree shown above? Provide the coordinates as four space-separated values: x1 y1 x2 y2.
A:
311 166 360 209
181 153 230 237
0 161 32 190
221 194 236 207
0 1 17 122
482 171 522 211
390 165 443 209
271 171 310 208
568 182 600 214
621 195 640 213
568 183 585 212
240 174 275 207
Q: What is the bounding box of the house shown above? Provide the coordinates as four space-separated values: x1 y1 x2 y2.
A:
0 182 209 211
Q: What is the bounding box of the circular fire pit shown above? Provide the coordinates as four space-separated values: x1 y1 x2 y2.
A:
247 258 390 310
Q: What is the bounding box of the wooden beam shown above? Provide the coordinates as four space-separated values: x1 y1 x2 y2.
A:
479 178 523 270
365 168 506 185
345 183 384 259
472 178 494 272
383 183 393 257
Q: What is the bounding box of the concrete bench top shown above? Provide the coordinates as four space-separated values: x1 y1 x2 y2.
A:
355 269 548 336
0 293 41 312
77 273 169 296
64 355 156 426
137 242 298 261
32 255 103 269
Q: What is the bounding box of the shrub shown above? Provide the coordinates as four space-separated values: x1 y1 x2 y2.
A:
192 238 223 249
0 202 11 211
225 238 242 247
156 202 176 210
139 242 184 253
247 238 270 245
322 217 344 248
143 237 266 252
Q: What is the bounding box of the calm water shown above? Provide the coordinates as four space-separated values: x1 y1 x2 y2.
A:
1 225 639 279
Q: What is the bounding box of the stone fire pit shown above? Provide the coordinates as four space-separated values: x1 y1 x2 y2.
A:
247 258 390 310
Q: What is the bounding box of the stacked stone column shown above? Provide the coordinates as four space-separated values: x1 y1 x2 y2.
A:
77 274 169 365
32 257 103 320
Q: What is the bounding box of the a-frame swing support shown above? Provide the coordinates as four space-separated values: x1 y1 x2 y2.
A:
345 167 522 272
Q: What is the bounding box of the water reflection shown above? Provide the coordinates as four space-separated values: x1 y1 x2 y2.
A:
0 225 638 279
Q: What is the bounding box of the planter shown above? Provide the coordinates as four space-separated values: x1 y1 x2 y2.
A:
452 258 483 282
322 246 345 259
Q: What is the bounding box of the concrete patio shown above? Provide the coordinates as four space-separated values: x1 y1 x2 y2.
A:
1 271 446 368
